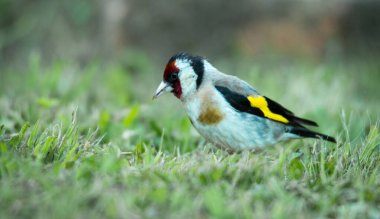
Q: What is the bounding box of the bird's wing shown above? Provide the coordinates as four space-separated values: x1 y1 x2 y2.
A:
213 74 260 97
214 81 318 127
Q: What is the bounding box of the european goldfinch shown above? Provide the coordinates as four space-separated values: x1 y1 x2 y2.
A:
153 52 336 151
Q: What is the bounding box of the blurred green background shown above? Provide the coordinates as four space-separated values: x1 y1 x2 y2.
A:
1 0 380 63
0 1 380 218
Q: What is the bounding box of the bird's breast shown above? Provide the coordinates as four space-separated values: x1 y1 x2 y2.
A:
183 87 225 126
197 101 224 125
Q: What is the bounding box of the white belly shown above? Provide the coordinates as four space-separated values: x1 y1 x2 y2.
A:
183 91 285 150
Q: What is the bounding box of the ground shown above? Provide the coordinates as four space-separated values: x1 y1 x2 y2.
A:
0 54 379 218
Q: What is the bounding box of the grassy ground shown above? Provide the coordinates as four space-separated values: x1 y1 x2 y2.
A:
0 54 379 219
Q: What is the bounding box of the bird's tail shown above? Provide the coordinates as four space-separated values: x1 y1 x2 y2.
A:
289 127 336 143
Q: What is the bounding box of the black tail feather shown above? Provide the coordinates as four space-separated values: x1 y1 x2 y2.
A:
290 127 336 143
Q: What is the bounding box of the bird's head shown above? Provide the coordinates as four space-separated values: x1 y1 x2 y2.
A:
153 53 205 100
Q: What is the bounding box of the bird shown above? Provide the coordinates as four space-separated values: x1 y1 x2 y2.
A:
153 52 336 151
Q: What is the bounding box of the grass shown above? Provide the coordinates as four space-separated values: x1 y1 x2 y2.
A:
0 53 379 219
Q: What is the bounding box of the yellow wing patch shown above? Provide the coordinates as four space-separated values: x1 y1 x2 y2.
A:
247 96 289 123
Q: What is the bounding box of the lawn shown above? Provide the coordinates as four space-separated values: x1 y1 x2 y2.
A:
0 54 379 219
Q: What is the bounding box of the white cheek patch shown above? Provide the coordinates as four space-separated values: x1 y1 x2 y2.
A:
174 59 200 100
180 70 197 80
179 70 198 98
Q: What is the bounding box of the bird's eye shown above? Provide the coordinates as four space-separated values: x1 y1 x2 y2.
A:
169 73 178 81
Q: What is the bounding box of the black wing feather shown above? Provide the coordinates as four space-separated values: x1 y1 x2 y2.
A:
215 86 265 117
264 96 318 127
215 86 318 127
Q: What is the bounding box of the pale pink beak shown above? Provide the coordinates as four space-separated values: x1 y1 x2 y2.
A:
153 81 173 99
